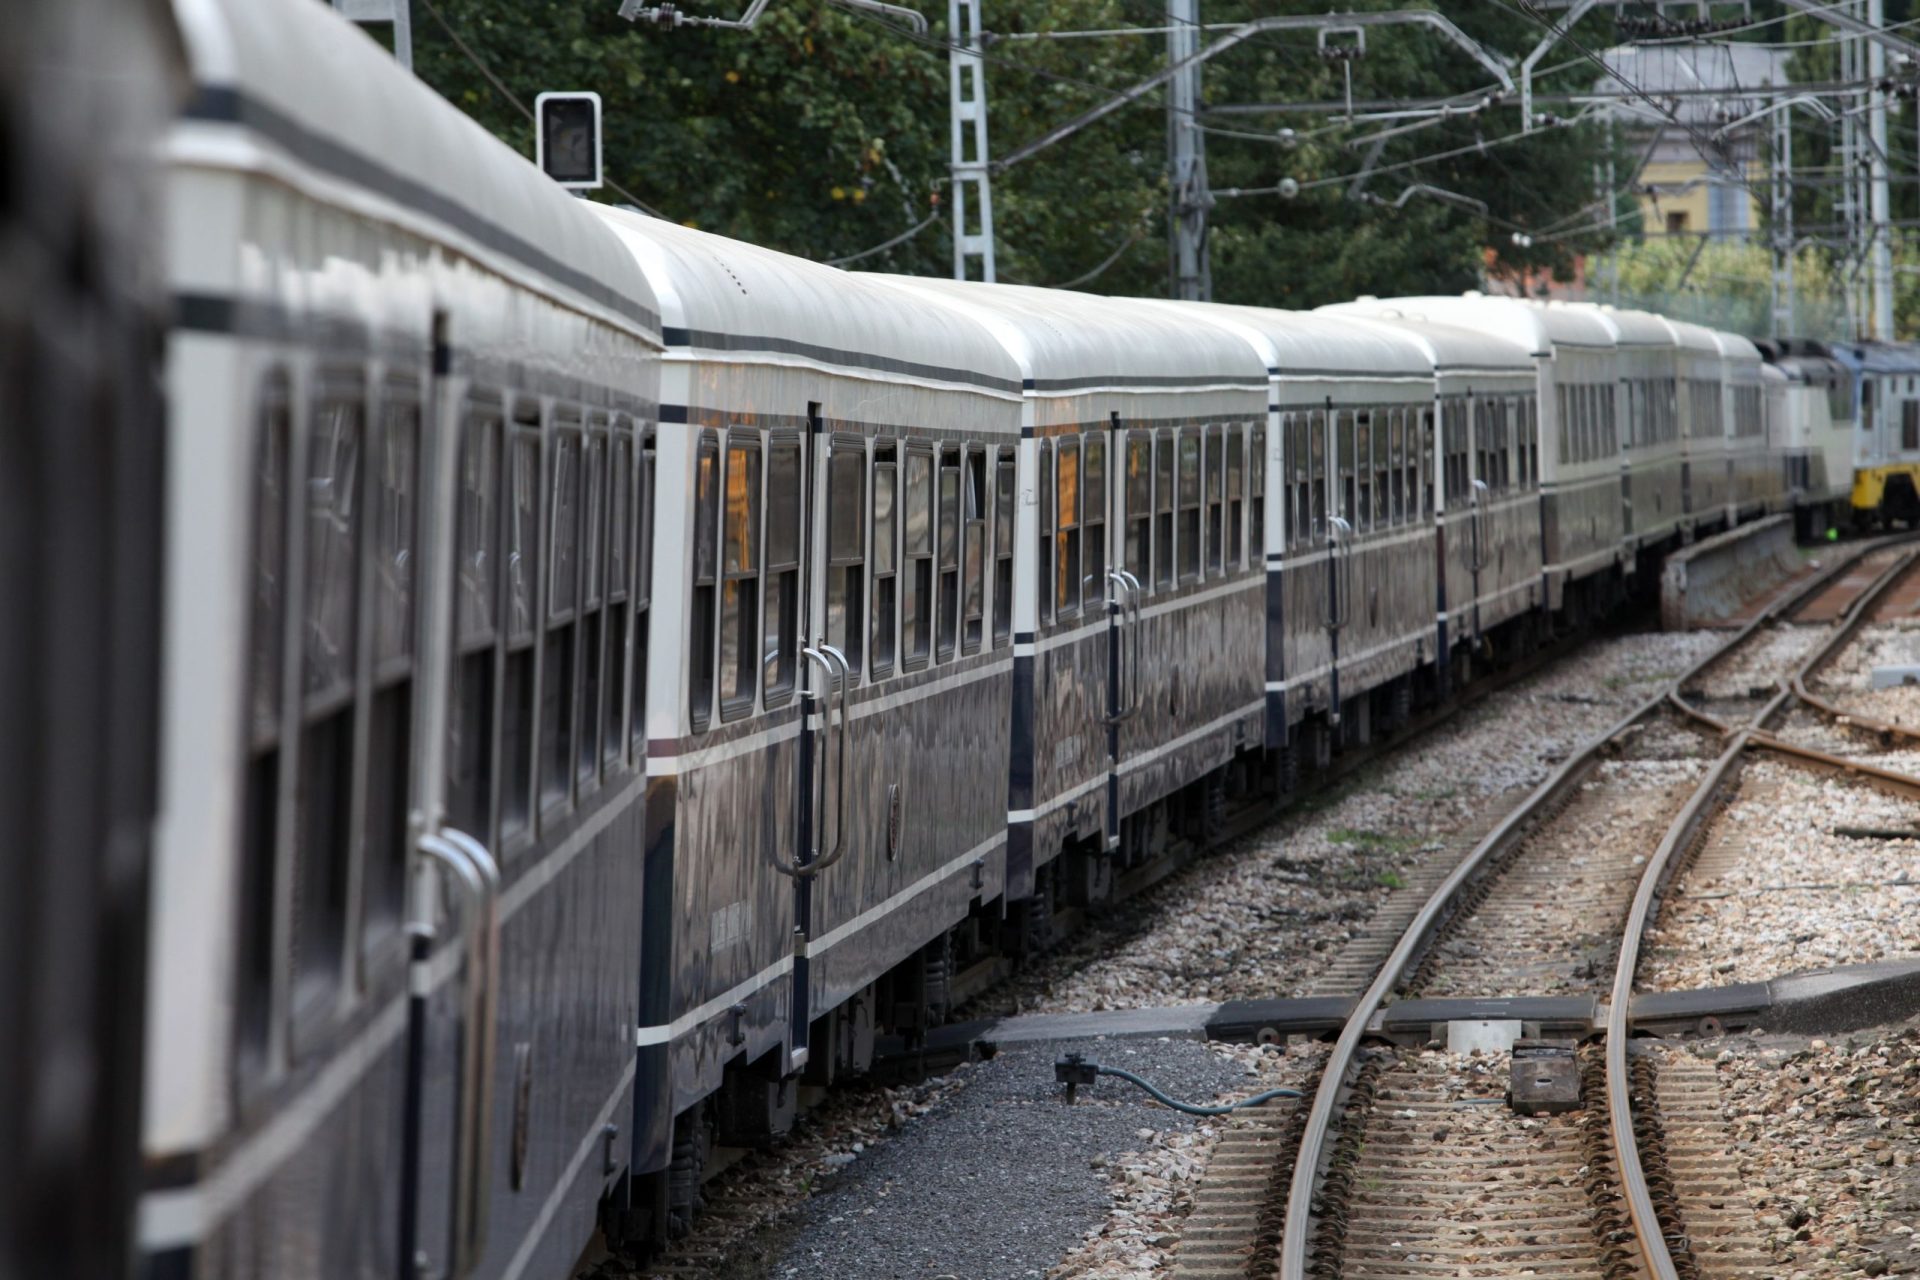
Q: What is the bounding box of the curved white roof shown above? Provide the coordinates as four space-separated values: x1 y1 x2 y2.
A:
866 277 1267 391
1148 301 1436 381
598 219 1023 396
172 0 661 337
1659 318 1722 356
1553 301 1674 348
1324 295 1616 355
1302 310 1532 377
1709 329 1762 363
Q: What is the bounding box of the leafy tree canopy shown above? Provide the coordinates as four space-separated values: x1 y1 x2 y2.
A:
412 0 1627 303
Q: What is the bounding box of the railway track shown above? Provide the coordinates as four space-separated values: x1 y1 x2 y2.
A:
1148 534 1920 1280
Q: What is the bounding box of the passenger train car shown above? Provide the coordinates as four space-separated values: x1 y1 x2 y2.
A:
3 1 179 1277
25 0 1878 1277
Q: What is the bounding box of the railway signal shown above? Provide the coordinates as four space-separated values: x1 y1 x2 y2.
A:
535 91 603 190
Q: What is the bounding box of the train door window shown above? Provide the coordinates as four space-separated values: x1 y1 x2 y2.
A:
362 392 419 960
1386 410 1404 527
1155 430 1175 591
1248 424 1265 560
689 431 719 733
1056 436 1081 618
292 387 363 1022
449 412 499 839
872 444 898 677
606 426 632 769
632 436 656 752
937 446 961 660
1373 412 1391 528
1287 414 1308 549
992 446 1014 647
238 375 291 1077
499 421 540 842
1038 440 1055 624
1903 402 1919 451
963 448 986 652
540 425 581 814
1084 434 1107 608
1336 411 1357 532
1527 397 1540 486
903 446 934 669
1309 410 1327 541
577 428 607 787
823 439 862 685
1227 426 1245 566
1205 425 1224 573
1556 385 1569 461
1419 409 1434 518
1178 428 1201 582
1125 431 1151 585
718 435 762 719
767 435 804 698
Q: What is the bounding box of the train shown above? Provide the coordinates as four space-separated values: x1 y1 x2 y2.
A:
13 0 1920 1277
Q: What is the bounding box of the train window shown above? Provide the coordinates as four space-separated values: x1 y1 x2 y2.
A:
1178 429 1201 582
1287 414 1308 549
963 449 986 652
1419 410 1434 519
1905 402 1919 452
1227 426 1245 566
1336 412 1357 534
1126 431 1151 586
872 445 898 677
238 376 291 1079
541 427 581 813
822 440 860 686
1369 412 1388 530
607 428 632 769
1248 425 1265 559
765 436 803 699
1084 434 1106 600
363 395 419 956
937 446 961 661
632 436 655 753
1386 411 1403 527
903 447 933 669
293 391 363 1020
449 413 499 840
1205 425 1224 572
1038 441 1055 625
689 431 719 733
1056 436 1081 618
578 431 606 786
993 447 1014 647
500 424 540 842
1155 430 1176 591
719 436 762 719
1308 411 1327 542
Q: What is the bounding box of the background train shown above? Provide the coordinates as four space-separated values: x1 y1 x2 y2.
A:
15 1 1920 1278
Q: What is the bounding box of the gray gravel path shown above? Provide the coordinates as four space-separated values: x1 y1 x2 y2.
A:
753 1037 1245 1280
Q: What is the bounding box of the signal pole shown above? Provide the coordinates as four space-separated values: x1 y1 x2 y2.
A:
949 0 997 281
1870 0 1896 340
1167 0 1211 300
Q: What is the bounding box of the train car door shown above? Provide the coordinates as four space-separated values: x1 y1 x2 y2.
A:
788 412 843 1074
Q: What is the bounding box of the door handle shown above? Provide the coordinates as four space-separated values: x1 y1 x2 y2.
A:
1324 517 1352 633
1105 570 1143 725
776 648 849 879
415 826 500 1279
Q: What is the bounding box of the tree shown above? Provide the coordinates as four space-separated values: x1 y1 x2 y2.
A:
410 0 1621 301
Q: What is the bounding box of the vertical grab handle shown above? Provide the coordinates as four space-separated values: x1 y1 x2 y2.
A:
776 647 848 879
416 826 501 1278
1118 570 1143 722
816 644 852 872
1324 517 1352 633
1469 478 1490 573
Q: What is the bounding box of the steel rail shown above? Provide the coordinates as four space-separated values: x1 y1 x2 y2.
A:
1275 533 1899 1280
1790 546 1920 745
1667 535 1919 736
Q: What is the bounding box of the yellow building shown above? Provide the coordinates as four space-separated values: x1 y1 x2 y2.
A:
1602 42 1788 240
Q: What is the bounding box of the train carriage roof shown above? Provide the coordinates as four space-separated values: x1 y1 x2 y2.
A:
171 0 662 337
865 276 1269 392
1150 301 1437 382
1295 305 1534 376
597 217 1023 397
1321 294 1615 356
1555 301 1674 349
1857 341 1920 376
1659 317 1723 356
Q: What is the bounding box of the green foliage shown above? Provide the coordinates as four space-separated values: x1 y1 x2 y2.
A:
411 0 1623 299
